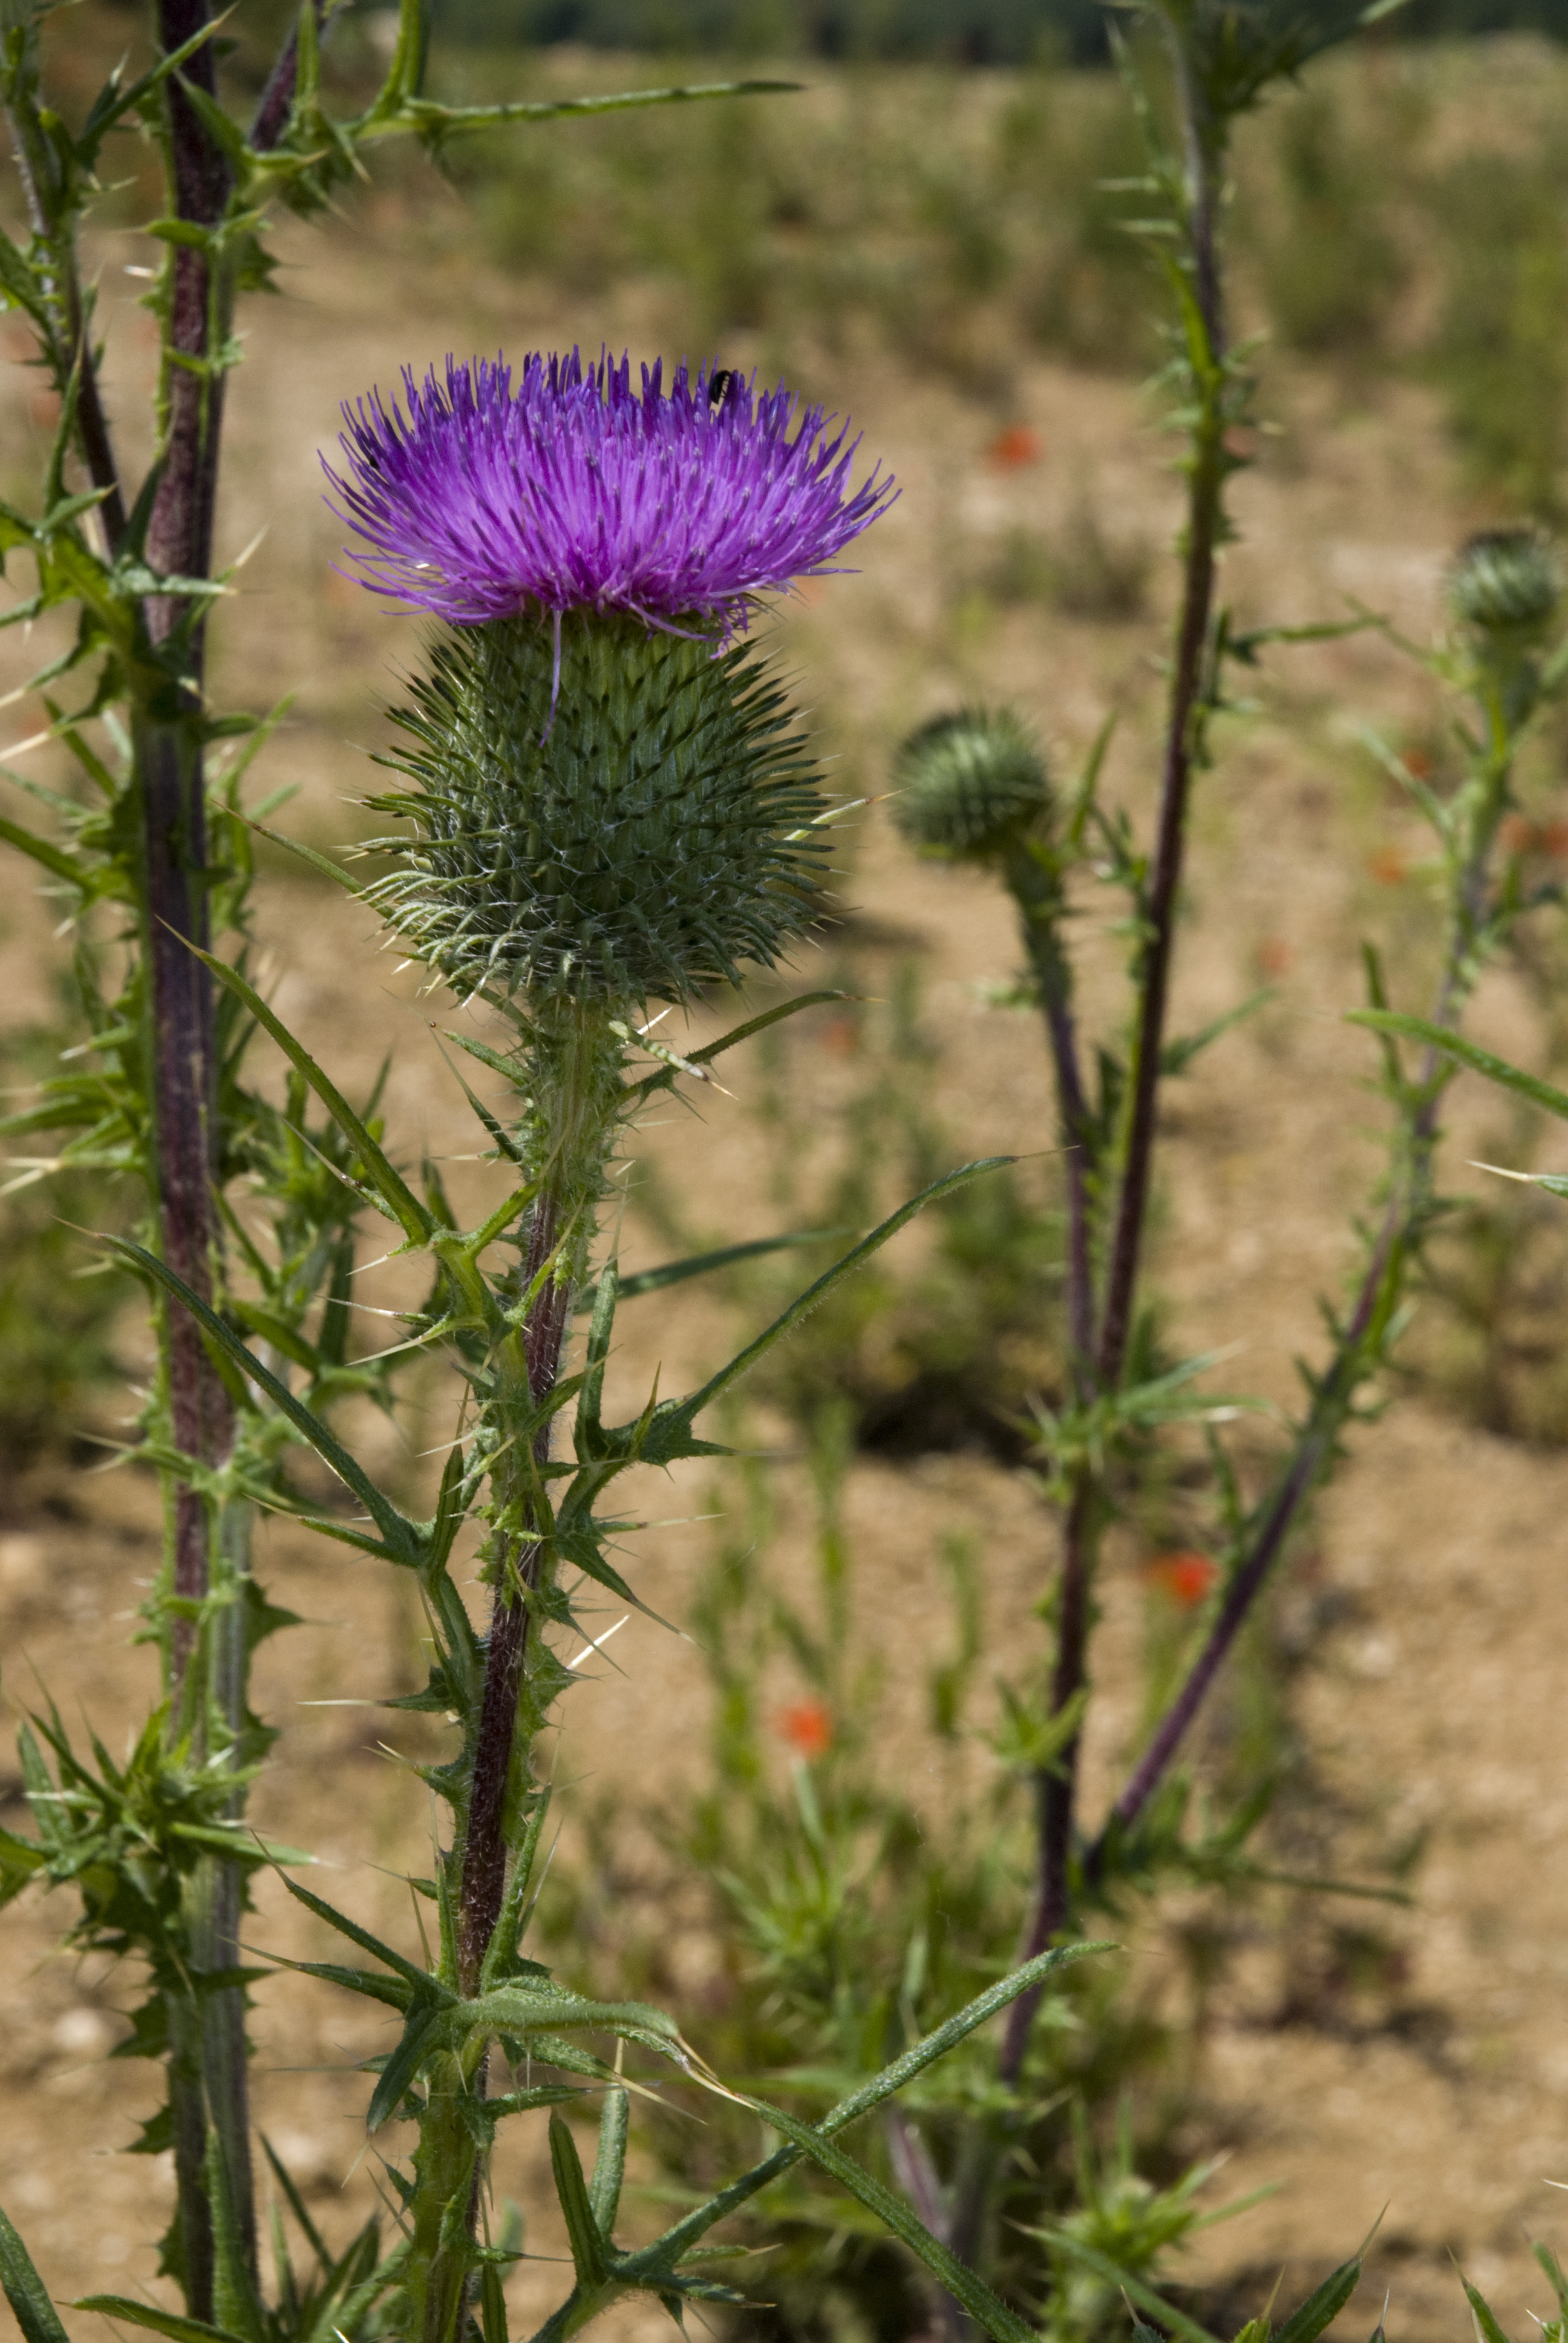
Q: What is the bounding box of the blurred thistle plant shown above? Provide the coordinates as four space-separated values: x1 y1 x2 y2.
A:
857 0 1568 2316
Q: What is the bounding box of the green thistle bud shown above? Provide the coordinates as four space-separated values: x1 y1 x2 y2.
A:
364 611 829 1006
891 708 1051 862
1448 529 1564 640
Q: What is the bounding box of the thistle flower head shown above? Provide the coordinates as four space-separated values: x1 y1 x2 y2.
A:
365 611 829 1008
892 708 1051 861
325 350 896 630
1449 528 1564 640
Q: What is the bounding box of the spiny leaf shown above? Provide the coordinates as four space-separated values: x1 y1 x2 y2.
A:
0 2208 71 2343
739 2095 1036 2343
102 1236 422 1564
278 1871 447 1996
549 2113 610 2290
1349 1009 1568 1124
1271 2260 1364 2343
366 1998 449 2132
73 2302 249 2343
620 1941 1105 2282
673 1159 1013 1424
588 2084 630 2240
192 947 433 1244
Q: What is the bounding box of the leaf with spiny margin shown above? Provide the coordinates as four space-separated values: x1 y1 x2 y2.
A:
737 2096 1035 2343
267 1957 415 2015
1273 2259 1364 2343
0 812 85 889
1163 986 1276 1078
366 1996 450 2131
481 2258 509 2343
192 948 433 1244
463 1987 689 2058
278 1872 449 1998
589 2083 629 2239
1463 2286 1512 2343
1349 1009 1568 1124
634 1159 1013 1453
260 2135 330 2275
480 1789 552 1989
625 988 855 1103
617 1942 1105 2292
581 1227 857 1312
101 1236 423 1566
73 2305 247 2343
550 2113 610 2290
0 2207 71 2343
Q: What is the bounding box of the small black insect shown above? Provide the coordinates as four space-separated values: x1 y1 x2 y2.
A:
707 368 737 410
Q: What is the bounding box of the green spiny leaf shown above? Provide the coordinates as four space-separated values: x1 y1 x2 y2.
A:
0 2208 71 2343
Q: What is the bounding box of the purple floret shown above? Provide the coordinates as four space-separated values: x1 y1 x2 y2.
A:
324 349 896 629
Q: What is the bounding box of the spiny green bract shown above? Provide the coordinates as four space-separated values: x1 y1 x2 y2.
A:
1449 528 1564 638
891 707 1051 862
364 611 830 1006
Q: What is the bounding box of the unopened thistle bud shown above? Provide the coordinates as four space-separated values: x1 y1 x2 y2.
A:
1449 529 1564 640
891 708 1051 862
325 350 896 1008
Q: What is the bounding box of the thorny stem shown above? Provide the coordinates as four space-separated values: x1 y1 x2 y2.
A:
408 1196 575 2343
1096 51 1226 1396
1003 33 1231 2088
998 1474 1097 2086
249 0 329 156
456 1196 574 1997
2 93 128 550
137 0 251 2306
1088 763 1514 1872
1007 842 1094 1378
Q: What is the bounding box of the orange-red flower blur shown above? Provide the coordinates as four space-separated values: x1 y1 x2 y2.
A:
985 425 1042 470
1143 1551 1220 1608
776 1700 833 1760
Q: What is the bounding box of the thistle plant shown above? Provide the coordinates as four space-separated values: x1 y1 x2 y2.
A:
0 287 1111 2343
857 0 1568 2302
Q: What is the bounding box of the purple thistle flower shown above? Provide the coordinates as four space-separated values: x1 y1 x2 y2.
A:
324 349 896 632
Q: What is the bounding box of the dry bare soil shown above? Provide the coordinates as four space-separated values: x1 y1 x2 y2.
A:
4 82 1568 2343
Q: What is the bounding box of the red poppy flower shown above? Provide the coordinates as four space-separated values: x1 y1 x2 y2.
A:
1143 1551 1219 1608
776 1700 833 1760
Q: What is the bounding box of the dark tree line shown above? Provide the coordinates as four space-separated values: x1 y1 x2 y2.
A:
431 0 1568 62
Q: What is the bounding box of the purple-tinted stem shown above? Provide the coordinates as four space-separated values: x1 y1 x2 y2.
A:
1088 1027 1454 1873
248 0 329 154
1095 48 1226 1397
887 2109 967 2343
997 1470 1094 2086
1042 989 1094 1376
456 1198 573 1997
999 59 1229 2088
137 2 247 2310
140 0 232 1691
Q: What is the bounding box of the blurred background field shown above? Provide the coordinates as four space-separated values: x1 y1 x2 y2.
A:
10 11 1568 2343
